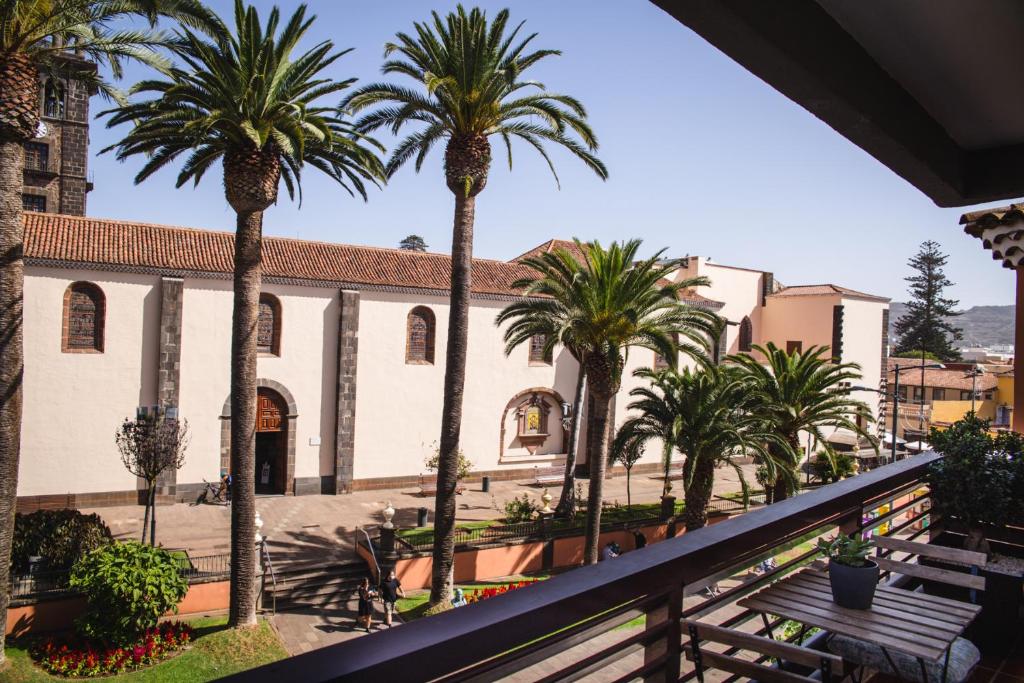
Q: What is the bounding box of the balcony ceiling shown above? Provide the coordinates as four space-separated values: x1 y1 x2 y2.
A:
652 0 1024 207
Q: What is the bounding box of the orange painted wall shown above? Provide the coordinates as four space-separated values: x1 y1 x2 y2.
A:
385 520 692 589
5 580 230 639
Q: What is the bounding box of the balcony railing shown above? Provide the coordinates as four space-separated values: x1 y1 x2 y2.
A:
230 452 940 683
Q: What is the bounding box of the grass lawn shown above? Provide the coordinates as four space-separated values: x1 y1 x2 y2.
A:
1 616 287 682
396 575 548 622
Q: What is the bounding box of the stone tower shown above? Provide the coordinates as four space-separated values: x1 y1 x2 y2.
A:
21 54 95 216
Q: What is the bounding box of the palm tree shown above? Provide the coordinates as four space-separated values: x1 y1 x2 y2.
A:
730 343 874 503
342 6 605 604
101 0 384 628
498 240 718 564
0 0 221 663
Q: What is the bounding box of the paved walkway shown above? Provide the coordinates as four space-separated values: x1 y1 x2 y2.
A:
85 465 756 564
271 594 405 655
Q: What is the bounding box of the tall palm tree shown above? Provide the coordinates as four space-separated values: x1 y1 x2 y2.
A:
342 6 605 604
101 0 384 628
0 0 221 663
730 343 874 503
619 364 793 531
498 240 718 564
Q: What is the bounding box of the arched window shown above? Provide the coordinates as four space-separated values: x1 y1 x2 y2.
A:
406 306 436 364
42 79 65 119
62 282 105 352
529 334 552 364
257 293 281 355
739 316 753 352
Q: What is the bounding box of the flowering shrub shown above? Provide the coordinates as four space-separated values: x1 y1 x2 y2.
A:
70 541 188 644
30 621 193 677
464 580 539 604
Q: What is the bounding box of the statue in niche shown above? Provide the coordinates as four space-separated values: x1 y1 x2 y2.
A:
516 393 551 454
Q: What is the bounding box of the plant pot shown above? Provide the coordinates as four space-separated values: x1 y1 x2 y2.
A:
828 558 879 609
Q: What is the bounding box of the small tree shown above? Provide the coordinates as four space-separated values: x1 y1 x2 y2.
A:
115 409 189 546
399 234 429 252
610 430 644 509
424 442 472 480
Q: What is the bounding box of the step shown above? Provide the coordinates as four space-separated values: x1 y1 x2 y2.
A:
268 578 362 601
271 561 367 581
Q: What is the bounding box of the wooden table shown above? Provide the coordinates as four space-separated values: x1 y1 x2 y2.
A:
737 568 981 680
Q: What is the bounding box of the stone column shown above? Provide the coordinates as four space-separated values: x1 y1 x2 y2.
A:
335 290 360 493
156 277 184 496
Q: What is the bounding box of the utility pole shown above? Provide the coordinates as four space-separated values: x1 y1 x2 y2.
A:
892 368 900 464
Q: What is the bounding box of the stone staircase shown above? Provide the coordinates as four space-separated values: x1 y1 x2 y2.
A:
263 560 371 612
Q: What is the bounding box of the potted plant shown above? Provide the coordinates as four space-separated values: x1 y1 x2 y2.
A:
926 414 1024 557
817 534 878 609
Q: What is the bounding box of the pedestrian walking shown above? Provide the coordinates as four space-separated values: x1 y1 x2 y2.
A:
357 577 377 632
380 570 405 628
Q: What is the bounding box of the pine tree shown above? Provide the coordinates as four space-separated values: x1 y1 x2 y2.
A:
894 240 963 361
399 234 428 252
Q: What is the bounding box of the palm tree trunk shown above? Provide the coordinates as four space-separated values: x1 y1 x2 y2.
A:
682 455 715 531
228 209 262 628
771 436 802 503
0 139 26 667
555 363 587 518
430 192 475 606
662 440 674 498
583 387 613 565
626 467 631 509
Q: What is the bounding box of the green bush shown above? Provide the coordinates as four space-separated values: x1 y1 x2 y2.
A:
927 414 1024 531
503 494 540 523
70 541 189 645
811 452 856 484
424 443 473 480
11 509 112 573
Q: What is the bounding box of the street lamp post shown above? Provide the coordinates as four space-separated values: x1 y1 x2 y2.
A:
965 365 983 414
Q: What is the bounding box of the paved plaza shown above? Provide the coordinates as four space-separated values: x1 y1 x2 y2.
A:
85 465 757 562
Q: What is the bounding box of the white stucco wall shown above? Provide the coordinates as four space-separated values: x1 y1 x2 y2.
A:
351 291 580 480
699 262 765 353
20 267 160 496
176 279 338 486
761 294 837 353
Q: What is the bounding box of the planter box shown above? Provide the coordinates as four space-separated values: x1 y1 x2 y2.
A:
920 530 1024 654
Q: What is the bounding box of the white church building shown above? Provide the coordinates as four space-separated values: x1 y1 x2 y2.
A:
16 212 890 510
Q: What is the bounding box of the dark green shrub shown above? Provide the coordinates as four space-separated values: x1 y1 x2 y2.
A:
11 509 112 573
811 452 856 484
927 414 1024 547
502 494 540 523
70 541 189 645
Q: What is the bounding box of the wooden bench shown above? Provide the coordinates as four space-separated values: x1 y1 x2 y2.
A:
418 474 465 497
532 465 565 486
684 619 844 683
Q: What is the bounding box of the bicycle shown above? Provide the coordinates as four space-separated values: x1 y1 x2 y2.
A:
195 477 231 506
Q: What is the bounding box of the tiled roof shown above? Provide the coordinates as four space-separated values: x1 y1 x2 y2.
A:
768 284 889 302
886 358 998 392
959 203 1024 270
512 238 590 264
23 212 535 296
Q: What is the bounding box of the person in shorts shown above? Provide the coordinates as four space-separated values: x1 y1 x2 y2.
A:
379 570 405 628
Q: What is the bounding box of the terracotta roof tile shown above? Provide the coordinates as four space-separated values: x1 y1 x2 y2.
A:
23 212 533 296
512 238 589 264
768 283 889 302
886 358 998 391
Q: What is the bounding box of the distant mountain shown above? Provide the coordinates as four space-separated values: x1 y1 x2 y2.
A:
887 303 1014 348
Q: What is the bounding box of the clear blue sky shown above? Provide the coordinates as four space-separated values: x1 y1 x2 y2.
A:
87 0 1015 308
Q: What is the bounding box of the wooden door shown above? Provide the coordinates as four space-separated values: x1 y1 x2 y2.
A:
257 392 284 432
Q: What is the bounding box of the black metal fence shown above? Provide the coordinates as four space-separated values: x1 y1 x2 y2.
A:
9 550 232 602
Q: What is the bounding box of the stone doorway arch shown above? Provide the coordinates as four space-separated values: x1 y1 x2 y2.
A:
220 379 298 495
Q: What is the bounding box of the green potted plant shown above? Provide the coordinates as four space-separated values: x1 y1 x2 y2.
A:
817 534 877 609
926 414 1024 557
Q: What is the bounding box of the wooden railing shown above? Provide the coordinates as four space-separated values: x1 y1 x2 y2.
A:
227 453 940 683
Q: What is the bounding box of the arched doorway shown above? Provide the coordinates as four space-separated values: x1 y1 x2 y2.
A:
256 388 288 495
